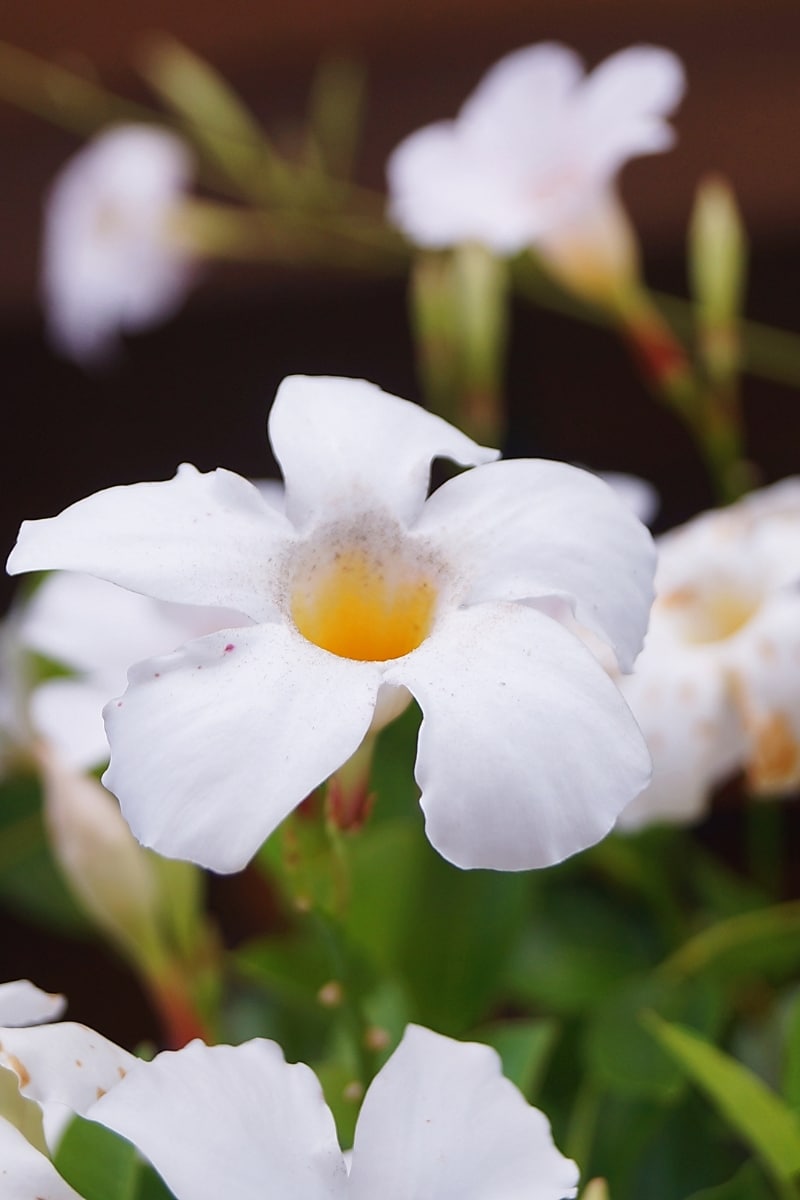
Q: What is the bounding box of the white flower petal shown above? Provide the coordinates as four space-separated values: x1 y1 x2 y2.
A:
88 1040 348 1200
416 458 655 671
574 46 686 178
42 125 194 365
348 1025 578 1200
387 122 539 252
0 1023 135 1113
387 45 586 252
388 603 651 870
8 466 291 622
725 592 800 794
616 640 742 830
269 376 497 530
20 572 245 679
0 983 65 1028
0 1116 82 1200
461 43 584 146
103 625 381 872
30 679 112 770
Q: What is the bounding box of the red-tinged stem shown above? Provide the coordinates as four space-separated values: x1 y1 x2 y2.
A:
145 969 214 1049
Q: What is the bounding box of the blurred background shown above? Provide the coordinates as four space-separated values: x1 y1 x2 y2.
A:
1 0 799 1040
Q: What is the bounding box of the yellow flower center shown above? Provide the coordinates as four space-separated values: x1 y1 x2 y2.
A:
660 584 759 644
291 546 438 662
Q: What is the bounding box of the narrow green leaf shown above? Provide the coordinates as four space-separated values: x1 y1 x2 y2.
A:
137 35 288 203
54 1116 139 1200
643 1012 800 1188
135 1165 177 1200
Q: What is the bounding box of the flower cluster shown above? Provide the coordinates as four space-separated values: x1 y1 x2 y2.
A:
618 479 800 828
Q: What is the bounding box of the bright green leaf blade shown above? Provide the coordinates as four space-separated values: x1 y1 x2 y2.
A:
55 1116 139 1200
643 1012 800 1187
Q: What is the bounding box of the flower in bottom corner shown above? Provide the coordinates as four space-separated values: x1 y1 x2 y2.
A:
8 374 654 874
57 1026 576 1200
616 479 800 830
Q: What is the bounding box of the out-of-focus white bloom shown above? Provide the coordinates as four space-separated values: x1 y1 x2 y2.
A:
20 572 251 771
82 1026 575 1199
9 375 654 874
618 479 800 829
387 43 685 258
42 124 194 365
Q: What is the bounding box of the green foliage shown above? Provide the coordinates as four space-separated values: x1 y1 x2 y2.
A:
644 1013 800 1192
55 1117 140 1200
0 772 88 933
55 1116 178 1200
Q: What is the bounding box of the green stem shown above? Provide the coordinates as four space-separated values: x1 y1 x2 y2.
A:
311 908 379 1088
564 1077 601 1169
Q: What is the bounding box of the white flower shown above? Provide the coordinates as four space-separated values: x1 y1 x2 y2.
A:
42 124 194 365
64 1025 575 1199
617 479 800 830
8 375 653 873
20 571 252 771
387 43 685 256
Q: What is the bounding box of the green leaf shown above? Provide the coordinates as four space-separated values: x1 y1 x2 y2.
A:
135 1166 177 1200
662 902 800 986
506 882 655 1016
348 820 528 1034
684 1160 773 1200
783 990 800 1114
643 1012 800 1189
55 1116 139 1200
476 1018 559 1099
0 773 88 933
586 973 724 1100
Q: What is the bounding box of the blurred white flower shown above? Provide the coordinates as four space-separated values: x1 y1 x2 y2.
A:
618 479 800 829
42 124 194 365
79 1026 577 1199
20 572 252 771
9 375 653 874
387 43 684 294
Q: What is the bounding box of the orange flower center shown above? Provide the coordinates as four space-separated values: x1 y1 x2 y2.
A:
291 545 438 662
